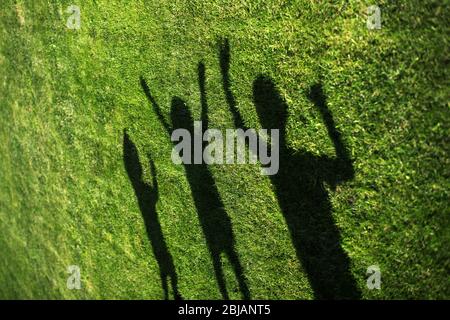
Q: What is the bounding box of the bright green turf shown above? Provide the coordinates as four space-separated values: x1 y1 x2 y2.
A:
0 0 448 299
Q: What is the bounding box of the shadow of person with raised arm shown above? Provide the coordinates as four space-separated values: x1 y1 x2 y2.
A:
220 39 361 299
139 65 250 300
123 130 182 300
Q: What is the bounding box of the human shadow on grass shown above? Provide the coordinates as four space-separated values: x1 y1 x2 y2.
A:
139 67 250 300
123 130 182 300
220 39 361 299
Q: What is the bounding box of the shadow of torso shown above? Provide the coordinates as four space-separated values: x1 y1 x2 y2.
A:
270 143 360 299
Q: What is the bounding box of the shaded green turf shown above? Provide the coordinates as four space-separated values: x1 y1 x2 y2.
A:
0 0 448 299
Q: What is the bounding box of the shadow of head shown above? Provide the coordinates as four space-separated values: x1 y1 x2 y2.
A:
170 97 194 132
123 130 143 183
253 75 288 132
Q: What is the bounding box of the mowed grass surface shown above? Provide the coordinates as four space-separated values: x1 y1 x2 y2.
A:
0 0 448 299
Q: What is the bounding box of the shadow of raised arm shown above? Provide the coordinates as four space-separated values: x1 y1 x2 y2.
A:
140 76 173 134
219 39 249 131
308 83 354 184
198 62 209 130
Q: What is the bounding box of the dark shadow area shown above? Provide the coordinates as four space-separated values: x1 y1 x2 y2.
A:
140 70 250 300
123 130 182 300
220 39 361 299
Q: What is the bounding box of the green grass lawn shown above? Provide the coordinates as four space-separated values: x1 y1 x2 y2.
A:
0 0 448 299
